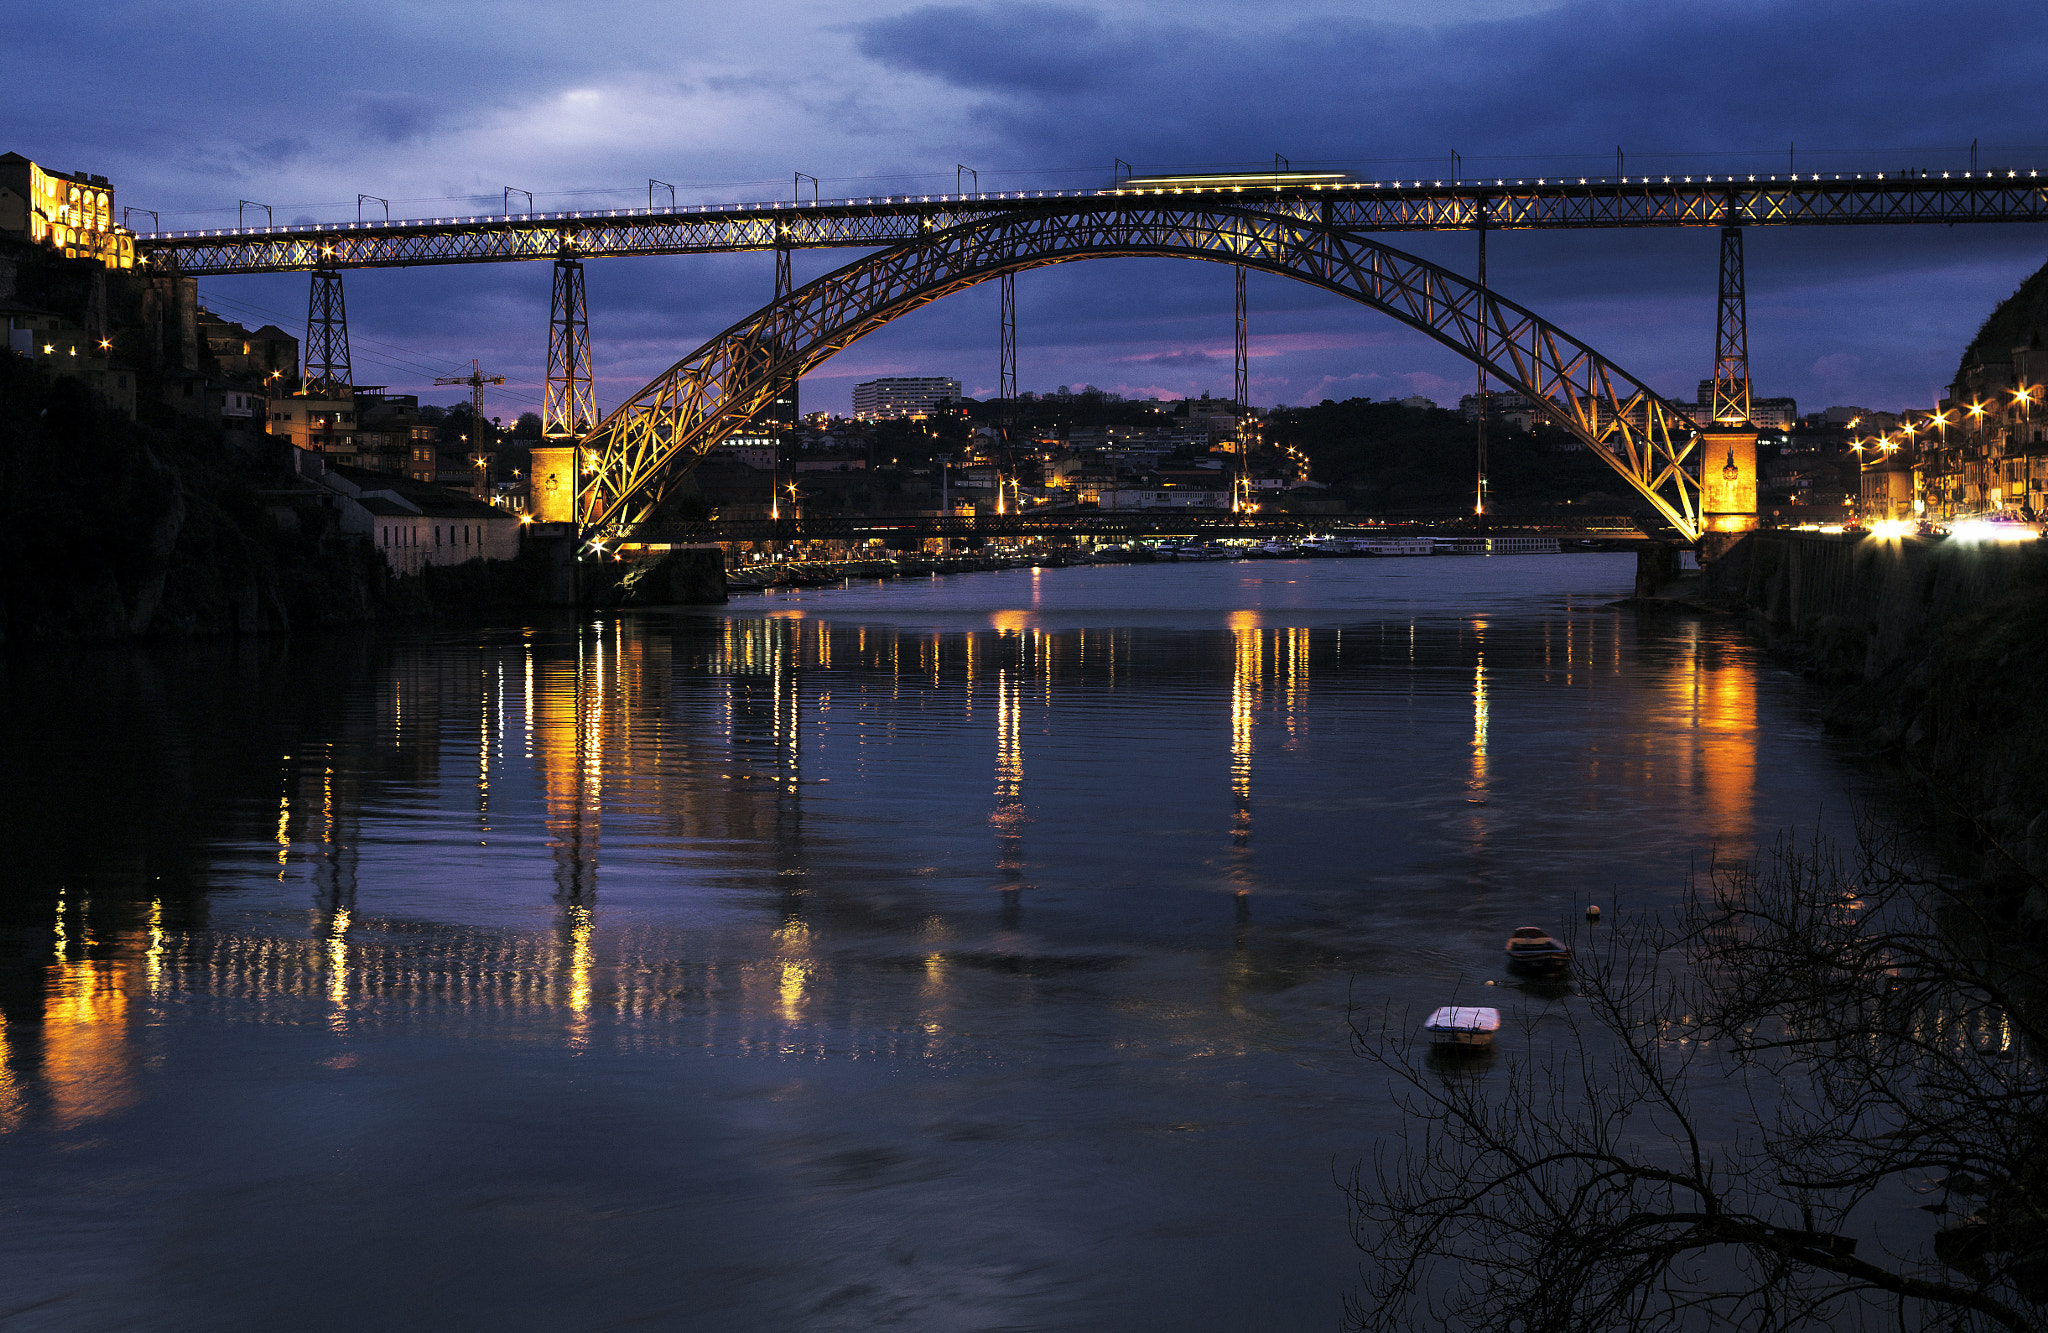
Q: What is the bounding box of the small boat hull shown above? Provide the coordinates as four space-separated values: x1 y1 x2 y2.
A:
1423 1005 1501 1047
1504 926 1572 975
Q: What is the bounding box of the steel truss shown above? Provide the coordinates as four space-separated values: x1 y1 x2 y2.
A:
629 512 1646 545
1712 227 1751 425
578 203 1712 543
544 257 596 437
303 267 351 394
137 174 2048 276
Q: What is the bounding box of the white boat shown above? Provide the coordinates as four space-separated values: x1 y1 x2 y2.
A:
1358 537 1436 557
1257 539 1301 556
1423 1005 1500 1047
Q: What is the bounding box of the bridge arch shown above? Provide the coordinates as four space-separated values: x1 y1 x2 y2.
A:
578 202 1707 541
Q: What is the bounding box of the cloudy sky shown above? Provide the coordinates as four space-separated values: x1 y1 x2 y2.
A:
11 0 2045 417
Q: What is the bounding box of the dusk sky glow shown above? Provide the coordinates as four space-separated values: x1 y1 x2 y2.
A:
15 0 2046 417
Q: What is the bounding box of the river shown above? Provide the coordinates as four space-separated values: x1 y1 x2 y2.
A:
0 554 1870 1330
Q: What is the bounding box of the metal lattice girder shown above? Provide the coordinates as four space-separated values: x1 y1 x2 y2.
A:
544 257 596 437
999 271 1016 402
1711 226 1752 426
577 202 1710 543
137 173 2048 276
303 266 350 394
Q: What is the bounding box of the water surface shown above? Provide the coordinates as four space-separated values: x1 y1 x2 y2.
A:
0 555 1863 1330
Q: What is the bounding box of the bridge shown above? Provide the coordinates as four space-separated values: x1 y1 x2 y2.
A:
133 166 2048 547
612 510 1649 548
136 171 2048 273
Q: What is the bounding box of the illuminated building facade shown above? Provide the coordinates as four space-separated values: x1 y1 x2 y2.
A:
0 152 133 269
851 377 961 420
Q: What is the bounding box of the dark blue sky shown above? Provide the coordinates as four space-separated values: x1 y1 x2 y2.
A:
11 0 2044 418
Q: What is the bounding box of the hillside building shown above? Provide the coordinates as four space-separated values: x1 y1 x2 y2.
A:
852 376 961 420
0 152 134 269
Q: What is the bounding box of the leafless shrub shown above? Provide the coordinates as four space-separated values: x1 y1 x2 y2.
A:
1347 827 2047 1332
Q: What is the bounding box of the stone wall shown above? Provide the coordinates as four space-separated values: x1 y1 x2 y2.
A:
1704 530 2048 920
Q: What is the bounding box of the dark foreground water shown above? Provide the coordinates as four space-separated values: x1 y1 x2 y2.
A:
0 556 1867 1331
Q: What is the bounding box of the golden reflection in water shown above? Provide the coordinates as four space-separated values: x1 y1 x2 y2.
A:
43 919 139 1130
563 904 594 1047
775 918 811 1028
993 665 1027 896
1471 619 1490 800
0 1010 23 1131
536 644 602 901
146 900 165 998
325 906 351 1027
1282 626 1308 737
274 781 291 872
1670 622 1759 840
1230 619 1261 893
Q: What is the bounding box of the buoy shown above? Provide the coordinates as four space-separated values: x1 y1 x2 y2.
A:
1586 905 1602 920
1484 979 1496 986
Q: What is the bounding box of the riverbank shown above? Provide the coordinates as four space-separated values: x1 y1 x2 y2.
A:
1699 529 2048 923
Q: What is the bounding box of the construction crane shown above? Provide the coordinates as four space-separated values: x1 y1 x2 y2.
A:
435 359 507 494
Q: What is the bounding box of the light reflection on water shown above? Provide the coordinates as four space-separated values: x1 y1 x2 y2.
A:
0 556 1855 1330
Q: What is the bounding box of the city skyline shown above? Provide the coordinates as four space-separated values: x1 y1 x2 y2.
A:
10 0 2045 418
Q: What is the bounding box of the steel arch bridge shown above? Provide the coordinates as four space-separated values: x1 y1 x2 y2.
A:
576 201 1709 543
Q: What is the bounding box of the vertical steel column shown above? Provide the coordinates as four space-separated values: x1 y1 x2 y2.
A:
1233 264 1249 410
544 256 596 438
1234 265 1250 509
303 267 351 395
1712 225 1752 425
999 271 1016 402
1474 204 1489 516
773 242 796 430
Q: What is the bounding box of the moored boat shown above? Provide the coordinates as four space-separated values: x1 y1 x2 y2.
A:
1423 1006 1500 1047
1504 925 1572 974
1358 537 1436 557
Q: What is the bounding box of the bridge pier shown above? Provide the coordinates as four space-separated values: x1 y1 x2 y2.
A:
1701 225 1759 535
303 266 351 393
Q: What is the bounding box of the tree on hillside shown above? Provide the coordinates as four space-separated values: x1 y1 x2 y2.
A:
1267 397 1649 513
1347 828 2048 1332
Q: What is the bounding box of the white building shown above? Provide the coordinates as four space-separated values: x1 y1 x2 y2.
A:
851 377 962 420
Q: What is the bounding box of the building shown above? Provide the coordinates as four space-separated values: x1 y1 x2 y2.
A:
353 392 435 478
319 464 524 576
196 308 298 385
1694 380 1797 429
852 377 961 420
3 300 137 417
1458 389 1542 432
0 152 134 269
269 393 357 455
710 436 779 470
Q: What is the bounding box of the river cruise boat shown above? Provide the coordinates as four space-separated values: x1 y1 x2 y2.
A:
1358 537 1436 557
1423 1006 1500 1047
1504 926 1572 975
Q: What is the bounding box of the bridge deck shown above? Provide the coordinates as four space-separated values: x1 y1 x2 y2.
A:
137 171 2048 276
609 512 1655 546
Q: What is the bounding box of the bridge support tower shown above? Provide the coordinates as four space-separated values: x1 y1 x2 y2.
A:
304 266 351 395
534 256 595 525
1702 225 1758 538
